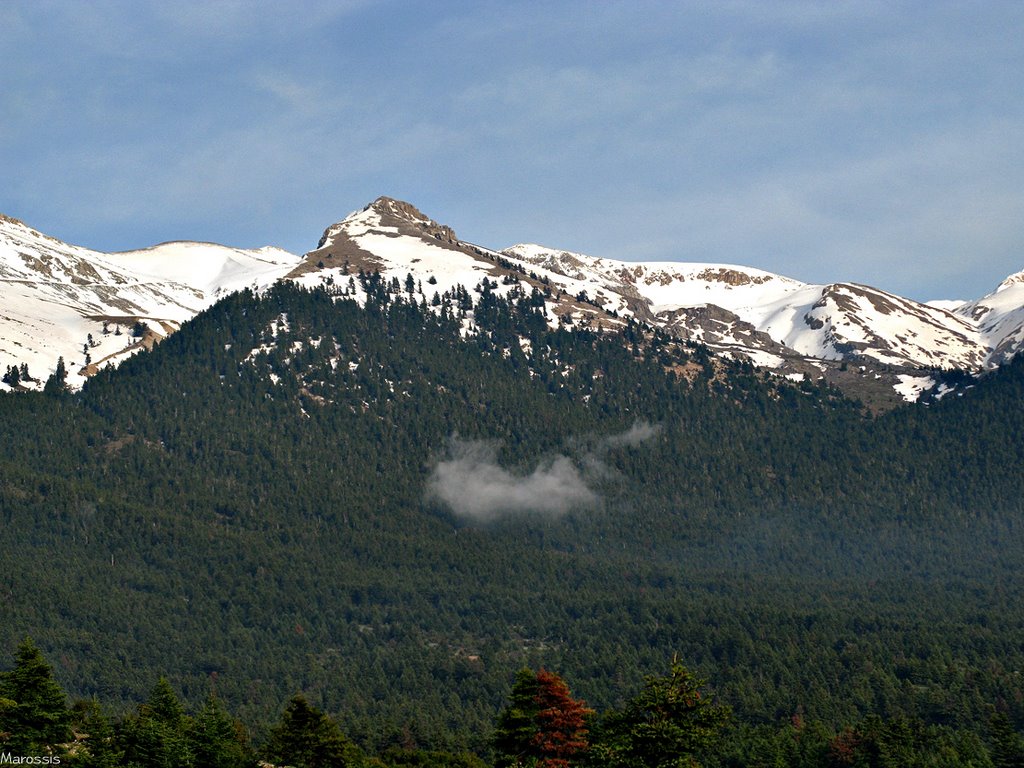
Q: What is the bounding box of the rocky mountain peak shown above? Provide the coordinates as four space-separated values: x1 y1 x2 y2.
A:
367 196 459 243
315 197 459 252
367 196 428 222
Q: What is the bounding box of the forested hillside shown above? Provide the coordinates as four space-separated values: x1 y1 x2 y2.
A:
2 276 1024 763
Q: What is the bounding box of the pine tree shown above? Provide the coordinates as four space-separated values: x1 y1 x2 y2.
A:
263 694 359 768
43 356 67 395
0 638 72 754
588 659 730 768
188 694 257 768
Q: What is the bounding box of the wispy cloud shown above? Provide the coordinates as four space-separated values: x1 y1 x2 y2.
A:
598 421 662 450
427 438 597 522
427 422 661 522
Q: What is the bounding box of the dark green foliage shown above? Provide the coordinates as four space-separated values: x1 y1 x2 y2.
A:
587 660 729 768
42 356 67 395
189 694 258 768
380 746 488 768
0 637 71 755
990 713 1024 768
263 694 362 768
494 670 544 768
2 365 20 387
0 604 1016 767
720 714 995 767
1 280 1024 758
68 699 124 768
114 678 257 768
118 678 193 767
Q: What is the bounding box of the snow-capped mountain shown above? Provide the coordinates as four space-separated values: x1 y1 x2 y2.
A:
292 196 508 303
949 270 1024 366
286 199 1024 407
1 198 1022 406
0 212 301 390
501 244 988 371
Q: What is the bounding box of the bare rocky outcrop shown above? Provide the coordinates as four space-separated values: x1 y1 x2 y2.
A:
692 267 772 287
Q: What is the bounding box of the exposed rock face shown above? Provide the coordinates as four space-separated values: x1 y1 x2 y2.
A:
692 267 772 286
371 196 460 243
299 197 466 280
315 197 459 249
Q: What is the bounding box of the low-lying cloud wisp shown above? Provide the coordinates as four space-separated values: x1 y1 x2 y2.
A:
598 420 662 450
427 422 661 522
427 439 596 521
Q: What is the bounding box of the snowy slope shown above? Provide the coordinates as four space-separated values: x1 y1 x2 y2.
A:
290 198 597 337
504 244 807 314
953 271 1024 366
246 198 1024 402
0 213 300 390
111 241 298 298
503 244 988 371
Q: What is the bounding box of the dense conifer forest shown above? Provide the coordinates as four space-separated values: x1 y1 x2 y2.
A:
2 277 1024 765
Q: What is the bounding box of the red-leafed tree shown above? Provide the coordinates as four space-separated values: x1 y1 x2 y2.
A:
494 668 594 768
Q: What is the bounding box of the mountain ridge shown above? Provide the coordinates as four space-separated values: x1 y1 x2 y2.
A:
2 195 1022 406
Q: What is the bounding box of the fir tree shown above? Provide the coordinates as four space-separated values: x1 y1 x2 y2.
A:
43 356 67 395
119 677 193 768
588 659 730 768
990 713 1024 768
263 694 360 768
0 638 72 754
189 694 257 768
69 699 123 768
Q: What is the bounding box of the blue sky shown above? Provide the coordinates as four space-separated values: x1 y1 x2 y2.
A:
2 1 1022 301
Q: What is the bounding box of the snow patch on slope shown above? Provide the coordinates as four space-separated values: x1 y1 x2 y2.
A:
894 374 935 402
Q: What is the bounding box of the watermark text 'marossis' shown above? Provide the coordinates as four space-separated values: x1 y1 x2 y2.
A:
0 754 61 765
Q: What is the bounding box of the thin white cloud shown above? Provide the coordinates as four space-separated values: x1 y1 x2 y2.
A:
599 421 662 450
427 438 598 522
150 0 366 39
249 71 347 116
427 423 662 522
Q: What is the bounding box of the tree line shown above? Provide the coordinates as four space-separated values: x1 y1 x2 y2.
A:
4 639 1023 767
